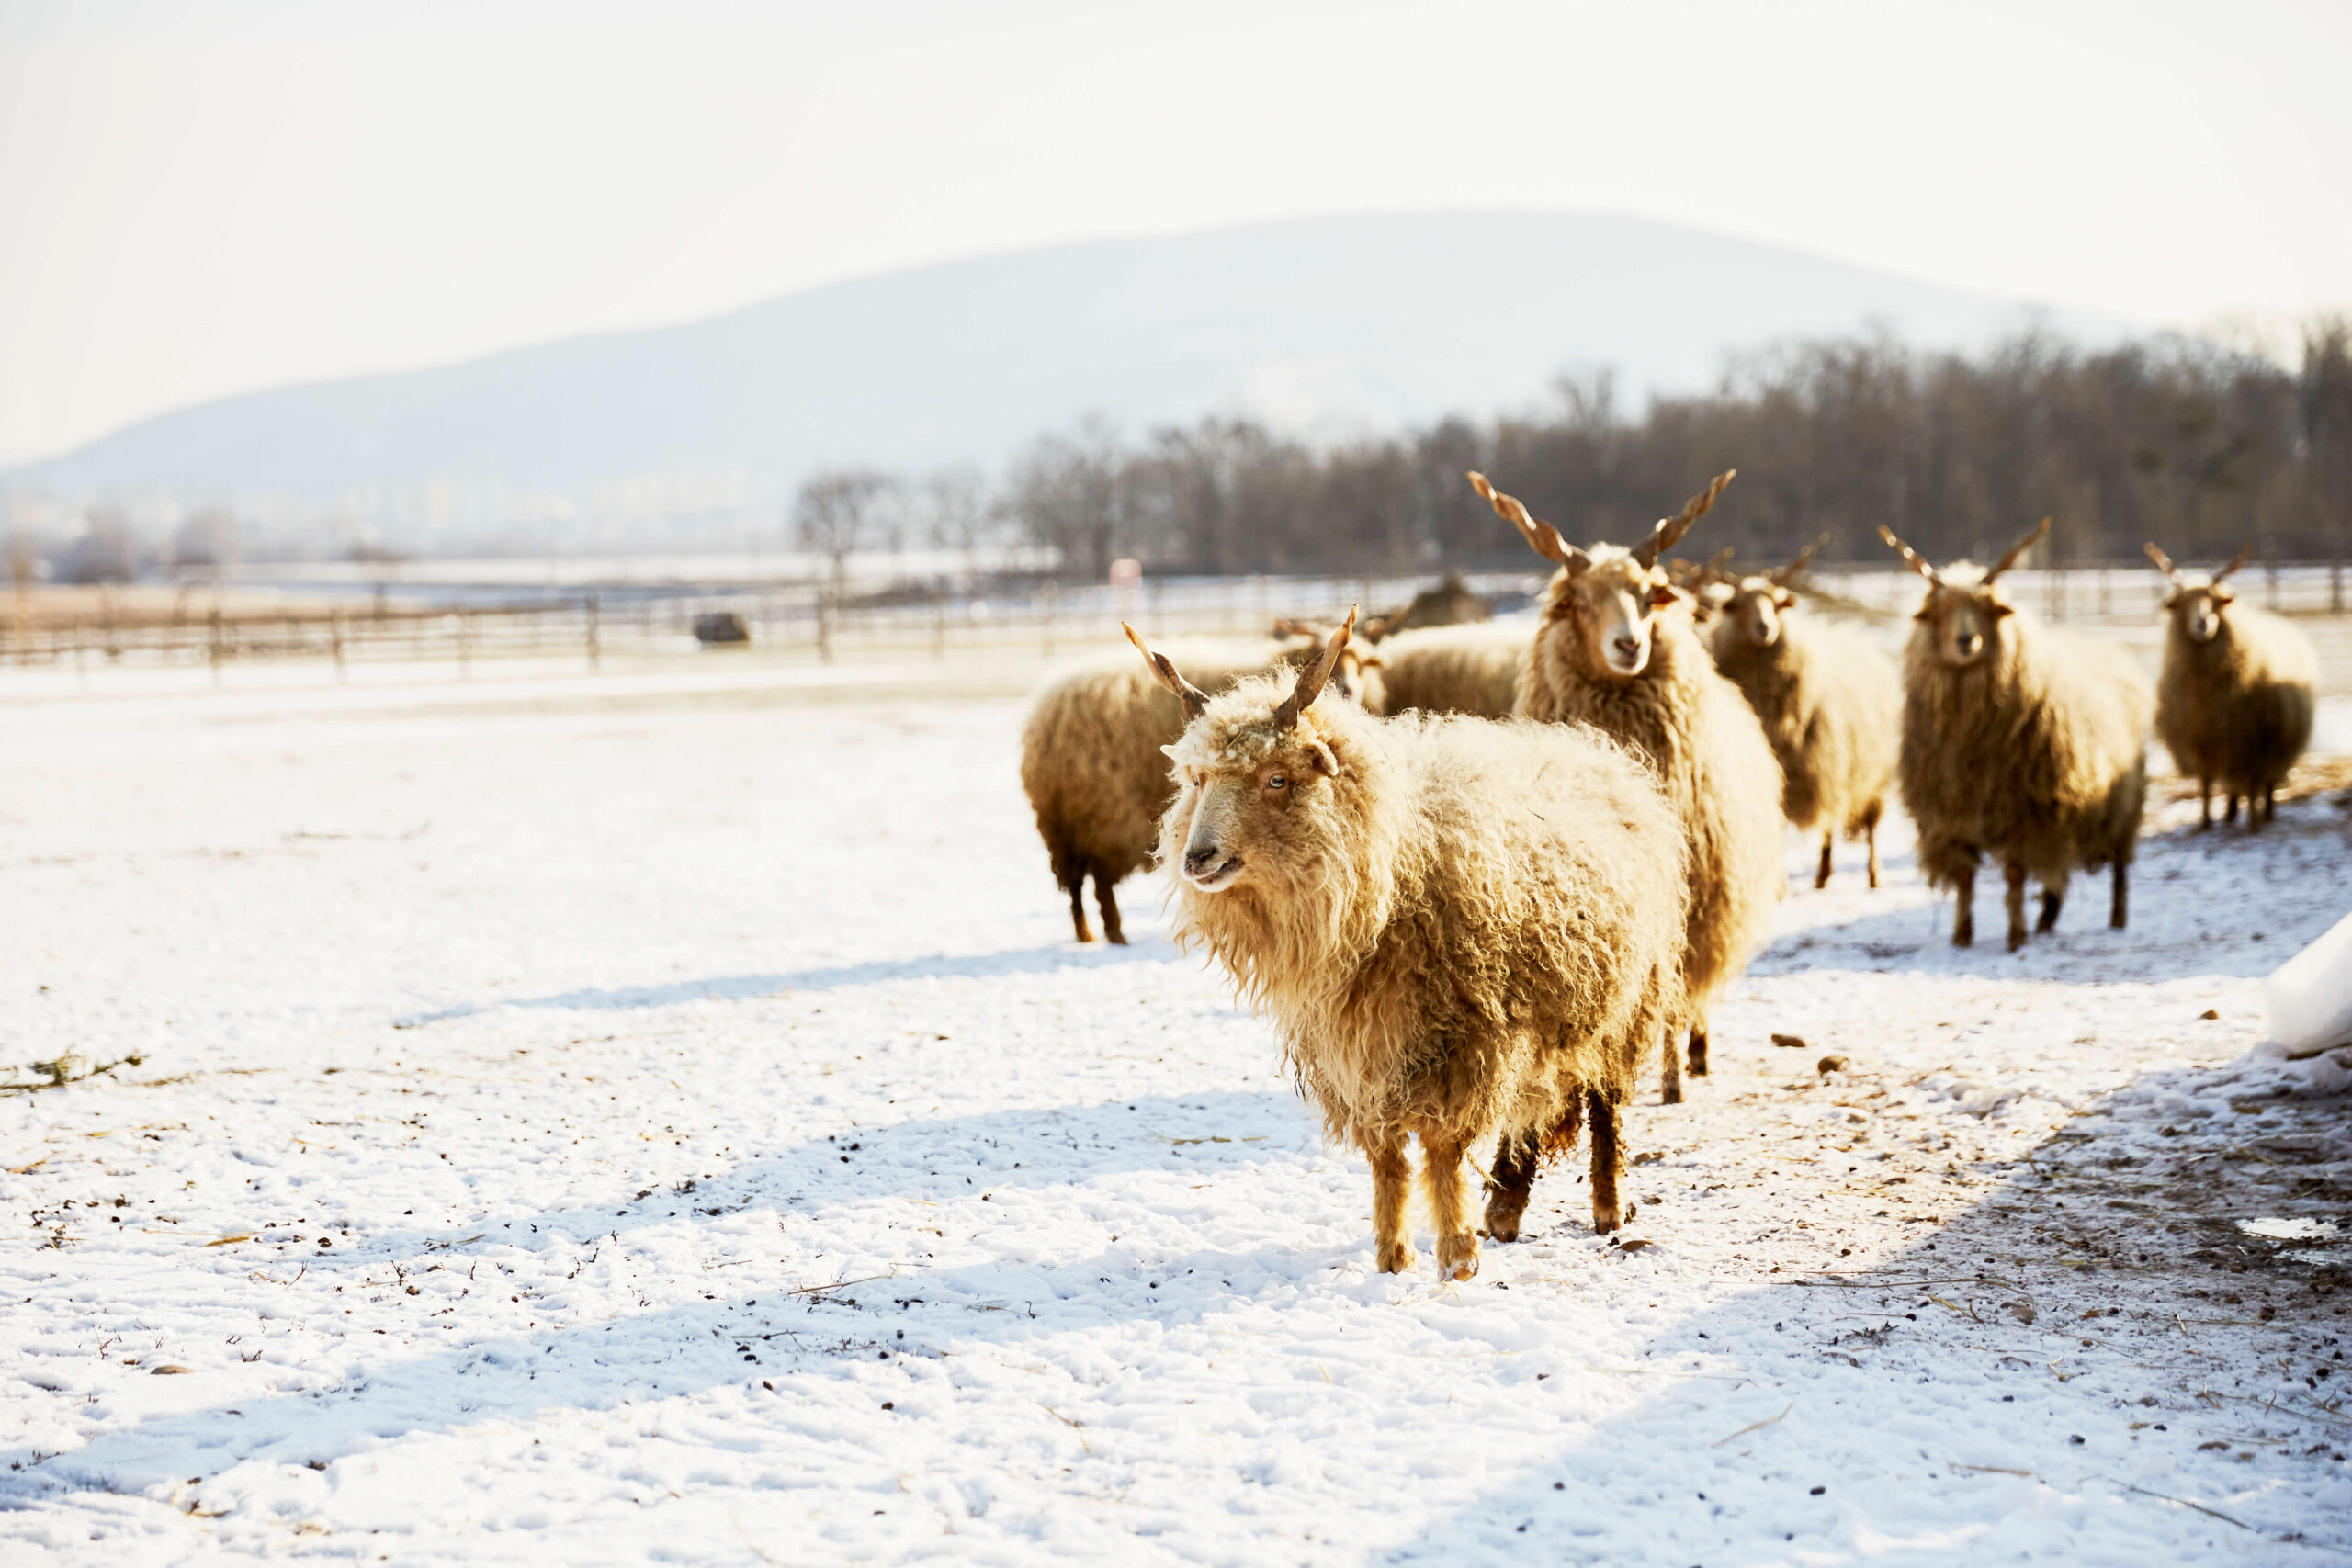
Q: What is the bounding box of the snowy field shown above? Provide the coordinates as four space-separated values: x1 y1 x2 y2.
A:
4 656 2352 1565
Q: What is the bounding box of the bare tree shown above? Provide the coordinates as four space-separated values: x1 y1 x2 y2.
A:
794 468 896 589
1007 416 1126 581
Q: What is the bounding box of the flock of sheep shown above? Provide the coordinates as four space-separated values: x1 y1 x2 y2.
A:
1019 474 2321 1279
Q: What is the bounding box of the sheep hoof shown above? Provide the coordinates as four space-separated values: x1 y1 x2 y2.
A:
1104 931 1128 947
1437 1234 1480 1280
1591 1206 1620 1235
2007 930 2027 953
1375 1240 1416 1275
1660 1082 1682 1106
1482 1198 1528 1244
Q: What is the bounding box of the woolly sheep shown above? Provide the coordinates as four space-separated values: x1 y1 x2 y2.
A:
1020 635 1371 943
1125 615 1688 1278
1472 470 1784 1104
1879 519 2152 950
1361 622 1527 718
2145 543 2317 830
1709 540 1901 888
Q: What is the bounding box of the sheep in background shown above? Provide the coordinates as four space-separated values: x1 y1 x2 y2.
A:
1361 621 1526 718
1021 632 1372 943
1125 614 1687 1277
1710 538 1901 888
2145 542 2317 830
1880 519 2151 950
1472 469 1782 1103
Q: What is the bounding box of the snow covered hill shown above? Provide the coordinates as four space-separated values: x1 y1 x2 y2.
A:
3 212 2123 537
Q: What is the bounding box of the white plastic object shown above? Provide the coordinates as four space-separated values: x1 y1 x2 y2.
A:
2264 908 2352 1059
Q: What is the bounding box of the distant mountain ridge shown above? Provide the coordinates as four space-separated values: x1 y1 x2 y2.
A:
2 212 2127 547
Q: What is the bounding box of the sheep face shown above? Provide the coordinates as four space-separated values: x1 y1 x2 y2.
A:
1552 550 1683 680
2163 582 2233 646
1912 570 2013 670
1721 576 1795 650
1162 720 1343 895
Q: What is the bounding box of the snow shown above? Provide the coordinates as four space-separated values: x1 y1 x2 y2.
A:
4 662 2351 1564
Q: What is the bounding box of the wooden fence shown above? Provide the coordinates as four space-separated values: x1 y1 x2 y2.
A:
6 558 2346 679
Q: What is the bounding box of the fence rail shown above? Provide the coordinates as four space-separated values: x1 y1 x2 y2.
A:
6 559 2347 679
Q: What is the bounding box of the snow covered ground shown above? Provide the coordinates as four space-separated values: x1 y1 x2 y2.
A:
4 659 2351 1565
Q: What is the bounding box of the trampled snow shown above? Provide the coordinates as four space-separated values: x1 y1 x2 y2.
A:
3 663 2349 1564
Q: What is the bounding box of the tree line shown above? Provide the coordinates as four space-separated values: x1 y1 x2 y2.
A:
799 319 2352 582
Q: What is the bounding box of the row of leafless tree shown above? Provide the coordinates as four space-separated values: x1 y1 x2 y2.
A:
816 320 2346 581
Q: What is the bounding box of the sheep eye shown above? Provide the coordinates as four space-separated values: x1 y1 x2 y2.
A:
1265 774 1289 790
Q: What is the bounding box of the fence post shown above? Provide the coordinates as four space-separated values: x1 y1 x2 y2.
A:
209 606 225 686
331 607 346 682
586 593 602 673
2333 552 2344 615
933 587 947 661
2267 556 2280 612
1041 581 1057 659
458 609 473 678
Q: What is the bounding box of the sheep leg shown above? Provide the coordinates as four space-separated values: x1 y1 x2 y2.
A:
1951 863 1974 947
2109 859 2129 930
1865 817 1881 890
1815 831 1834 890
2003 863 2030 952
1687 1026 1709 1078
1066 871 1095 944
2248 787 2267 834
2225 793 2241 825
1094 873 1126 945
1366 1131 1415 1275
1659 1025 1683 1105
2198 778 2212 830
1483 1131 1540 1244
2036 886 2063 933
1587 1089 1625 1235
1421 1130 1479 1280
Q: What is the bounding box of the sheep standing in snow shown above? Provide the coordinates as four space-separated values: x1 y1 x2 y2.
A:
1709 540 1901 888
1126 614 1687 1277
1360 622 1526 718
1880 519 2151 950
1473 470 1783 1103
2145 543 2317 831
1020 635 1373 943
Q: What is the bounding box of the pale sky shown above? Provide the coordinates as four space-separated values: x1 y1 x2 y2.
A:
2 0 2346 467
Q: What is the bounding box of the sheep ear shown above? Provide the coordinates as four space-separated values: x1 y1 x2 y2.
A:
1773 589 1797 609
1646 583 1683 608
1123 622 1209 722
1304 739 1340 777
1984 596 2016 619
1273 605 1355 730
1160 743 1182 760
2211 585 2236 605
1634 470 1736 568
1984 517 2050 583
1469 472 1588 573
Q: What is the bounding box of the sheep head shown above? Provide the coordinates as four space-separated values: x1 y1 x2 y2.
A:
1471 469 1735 680
1879 517 2046 671
1719 536 1824 650
1127 612 1358 895
2144 541 2251 645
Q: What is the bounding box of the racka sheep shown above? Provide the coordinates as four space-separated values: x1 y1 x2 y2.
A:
1361 622 1526 718
1473 470 1782 1102
1710 539 1901 887
1020 634 1373 943
1126 614 1687 1278
1880 519 2151 950
2145 542 2316 830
